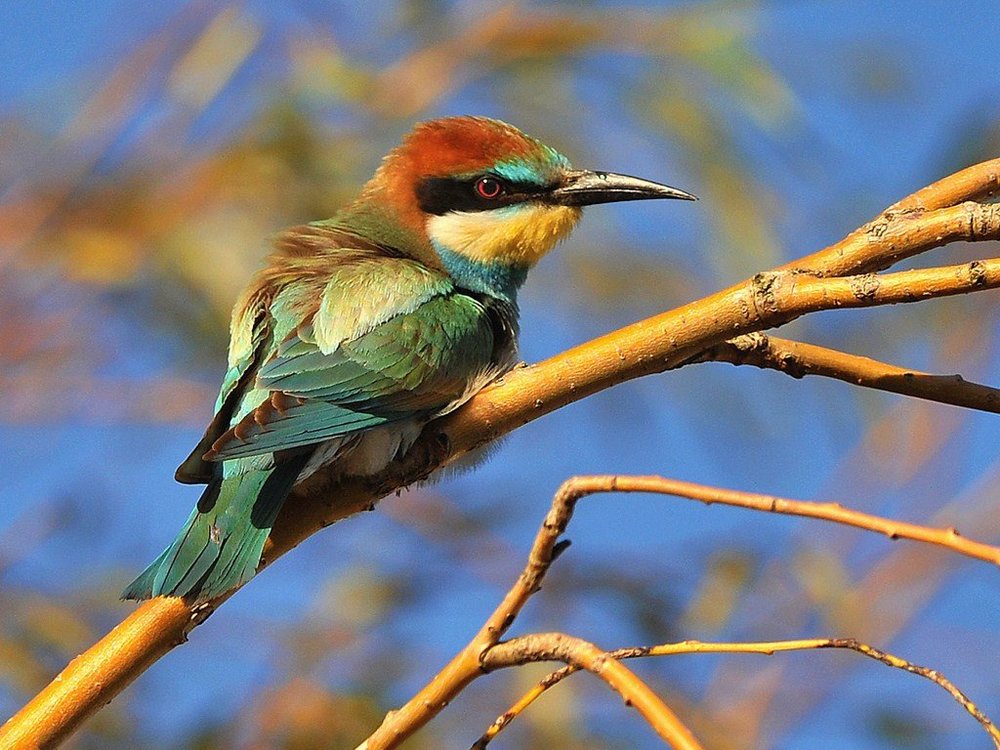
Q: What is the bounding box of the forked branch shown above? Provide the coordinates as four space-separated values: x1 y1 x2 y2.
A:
358 474 1000 749
475 637 1000 749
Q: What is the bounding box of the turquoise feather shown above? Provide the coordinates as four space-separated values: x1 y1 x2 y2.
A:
122 455 307 600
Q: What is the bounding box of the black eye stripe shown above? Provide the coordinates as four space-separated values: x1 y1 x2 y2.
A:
416 175 550 216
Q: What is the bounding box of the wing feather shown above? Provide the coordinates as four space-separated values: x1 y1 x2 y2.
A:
206 290 504 461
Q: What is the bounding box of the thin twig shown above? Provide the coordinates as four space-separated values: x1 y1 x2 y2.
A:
888 159 1000 212
474 638 1000 749
531 475 1000 568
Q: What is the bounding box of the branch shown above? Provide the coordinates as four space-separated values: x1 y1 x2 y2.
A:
3 164 999 749
694 332 1000 414
359 473 1000 748
788 164 1000 276
356 475 612 750
888 159 1000 212
475 637 1000 749
527 475 1000 567
479 632 703 750
353 474 717 750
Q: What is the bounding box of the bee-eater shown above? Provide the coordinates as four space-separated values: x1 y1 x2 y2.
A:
123 116 695 602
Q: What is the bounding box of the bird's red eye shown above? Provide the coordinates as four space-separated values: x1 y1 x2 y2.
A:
475 176 504 199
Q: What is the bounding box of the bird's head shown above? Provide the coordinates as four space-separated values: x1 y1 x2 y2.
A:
344 116 695 300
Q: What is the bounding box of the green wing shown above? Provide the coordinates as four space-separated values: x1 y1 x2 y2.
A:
206 291 502 460
174 303 269 484
177 250 459 477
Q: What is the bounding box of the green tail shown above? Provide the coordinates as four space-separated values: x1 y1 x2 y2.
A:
123 456 308 602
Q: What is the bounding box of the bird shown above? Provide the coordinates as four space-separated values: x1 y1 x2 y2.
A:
123 116 695 602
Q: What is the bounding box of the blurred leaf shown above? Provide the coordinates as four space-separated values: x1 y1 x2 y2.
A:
564 250 700 314
62 227 142 284
682 551 754 633
245 679 384 750
167 6 262 111
642 76 784 279
288 37 375 105
790 547 858 631
670 11 797 129
868 708 941 750
313 566 399 630
0 633 49 693
19 596 94 654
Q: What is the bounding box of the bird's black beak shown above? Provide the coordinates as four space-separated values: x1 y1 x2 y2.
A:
547 170 697 207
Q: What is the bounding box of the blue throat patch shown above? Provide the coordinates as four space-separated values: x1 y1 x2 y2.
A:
433 243 528 303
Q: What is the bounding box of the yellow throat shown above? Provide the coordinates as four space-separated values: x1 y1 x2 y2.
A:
426 204 582 268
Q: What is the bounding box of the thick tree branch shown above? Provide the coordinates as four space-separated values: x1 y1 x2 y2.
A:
694 332 1000 414
3 163 999 750
432 253 1000 475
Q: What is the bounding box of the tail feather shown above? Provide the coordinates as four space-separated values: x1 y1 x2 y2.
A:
121 548 170 601
123 456 308 602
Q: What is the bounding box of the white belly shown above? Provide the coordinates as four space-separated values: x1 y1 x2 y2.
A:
295 420 424 482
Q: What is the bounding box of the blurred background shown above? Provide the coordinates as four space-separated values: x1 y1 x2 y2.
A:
1 1 999 748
